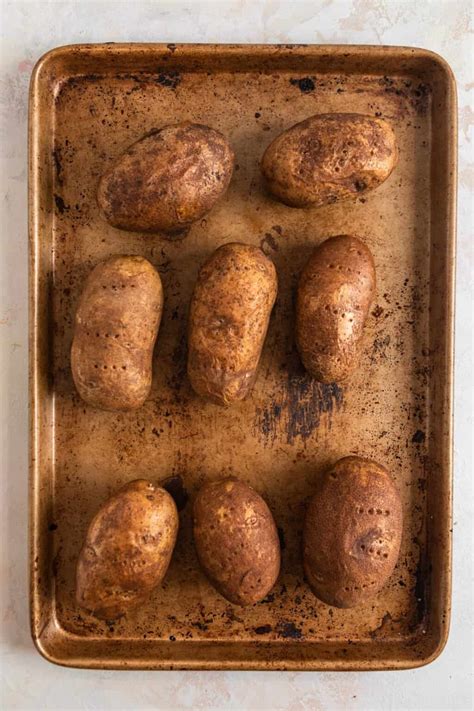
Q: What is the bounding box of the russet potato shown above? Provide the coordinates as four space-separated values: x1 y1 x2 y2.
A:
71 255 163 411
296 235 376 382
303 457 403 608
193 478 280 606
261 113 397 208
187 243 277 405
76 480 179 619
98 122 234 236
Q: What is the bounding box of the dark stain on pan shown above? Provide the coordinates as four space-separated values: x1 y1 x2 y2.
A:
54 194 69 214
285 375 343 445
412 429 426 444
61 74 102 93
255 373 343 446
290 77 315 93
161 475 189 511
72 613 101 635
417 477 427 493
191 620 209 632
74 73 103 84
370 334 391 363
155 71 181 89
82 73 102 82
378 76 432 116
254 624 272 635
224 607 244 624
258 403 282 442
52 147 63 185
410 83 431 115
277 621 303 639
69 70 182 91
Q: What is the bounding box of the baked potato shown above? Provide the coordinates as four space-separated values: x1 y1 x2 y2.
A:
97 122 235 235
76 479 179 619
296 235 375 382
303 456 403 608
187 242 278 405
261 113 397 207
71 255 163 410
193 478 280 606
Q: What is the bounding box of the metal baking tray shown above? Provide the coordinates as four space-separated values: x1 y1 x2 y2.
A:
29 43 456 670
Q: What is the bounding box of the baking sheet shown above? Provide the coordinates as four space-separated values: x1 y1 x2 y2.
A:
29 43 456 670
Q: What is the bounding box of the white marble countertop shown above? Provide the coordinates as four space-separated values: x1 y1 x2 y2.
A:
1 1 472 709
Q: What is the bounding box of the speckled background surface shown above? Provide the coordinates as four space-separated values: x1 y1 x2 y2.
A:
1 1 472 709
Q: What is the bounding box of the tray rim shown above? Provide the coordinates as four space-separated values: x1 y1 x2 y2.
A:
28 42 457 671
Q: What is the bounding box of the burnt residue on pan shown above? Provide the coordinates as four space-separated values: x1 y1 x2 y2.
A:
378 76 432 116
254 624 272 635
52 147 63 185
285 375 343 445
255 372 343 445
276 621 303 639
370 334 391 364
155 71 181 89
412 429 426 444
54 194 69 214
289 77 316 94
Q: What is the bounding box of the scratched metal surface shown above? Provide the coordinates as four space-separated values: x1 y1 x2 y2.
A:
29 44 454 669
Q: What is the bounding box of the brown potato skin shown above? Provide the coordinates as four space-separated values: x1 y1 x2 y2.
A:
76 480 179 619
296 235 375 382
97 123 235 235
187 243 278 405
71 255 163 411
303 457 403 608
193 478 281 606
261 113 397 207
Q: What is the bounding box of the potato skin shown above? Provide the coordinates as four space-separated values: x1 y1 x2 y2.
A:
71 255 163 411
76 480 179 619
193 478 280 606
303 457 403 608
97 123 235 235
187 243 278 405
296 235 375 382
261 113 397 207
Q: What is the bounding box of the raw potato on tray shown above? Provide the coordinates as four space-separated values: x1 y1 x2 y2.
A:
97 122 235 236
296 235 376 382
187 242 278 405
71 255 163 411
303 456 403 608
261 113 397 207
76 480 179 620
193 478 281 606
